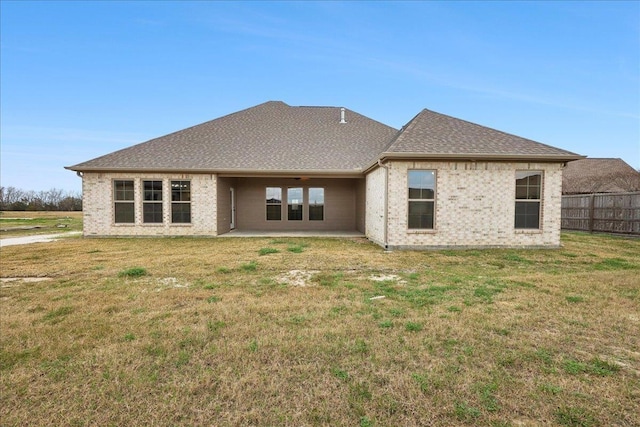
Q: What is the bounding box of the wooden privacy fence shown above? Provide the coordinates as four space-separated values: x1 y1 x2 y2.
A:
561 192 640 235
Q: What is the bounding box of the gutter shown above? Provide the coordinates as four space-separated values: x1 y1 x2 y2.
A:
379 152 585 162
64 166 366 178
362 153 585 174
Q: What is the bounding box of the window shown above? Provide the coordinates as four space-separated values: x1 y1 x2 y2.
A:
515 171 542 229
288 187 303 221
309 188 324 221
143 180 163 223
408 170 435 229
114 180 134 223
266 187 282 221
171 180 191 223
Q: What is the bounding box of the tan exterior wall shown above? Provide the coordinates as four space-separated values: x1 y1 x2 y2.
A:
81 172 217 236
355 178 366 233
234 177 358 231
383 161 564 249
365 166 387 246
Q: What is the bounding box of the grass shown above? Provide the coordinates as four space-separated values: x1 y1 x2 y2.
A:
240 261 257 272
562 357 620 376
0 230 638 426
258 247 279 256
0 211 82 237
287 244 305 253
118 267 148 278
555 406 597 427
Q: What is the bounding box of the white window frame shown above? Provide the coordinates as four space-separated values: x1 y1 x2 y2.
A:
407 170 436 230
515 171 543 230
113 179 135 224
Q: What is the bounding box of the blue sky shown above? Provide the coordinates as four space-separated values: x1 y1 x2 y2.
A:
1 1 638 193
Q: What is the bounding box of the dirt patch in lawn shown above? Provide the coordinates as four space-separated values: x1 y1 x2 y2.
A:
369 273 407 284
276 270 320 287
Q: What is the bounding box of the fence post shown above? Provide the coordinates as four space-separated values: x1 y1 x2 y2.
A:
588 194 595 233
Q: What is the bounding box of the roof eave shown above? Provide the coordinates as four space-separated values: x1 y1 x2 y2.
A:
65 165 365 178
362 152 585 173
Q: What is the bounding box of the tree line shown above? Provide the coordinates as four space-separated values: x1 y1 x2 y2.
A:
0 187 82 211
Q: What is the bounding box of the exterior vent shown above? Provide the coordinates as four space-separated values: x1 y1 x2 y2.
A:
340 107 347 124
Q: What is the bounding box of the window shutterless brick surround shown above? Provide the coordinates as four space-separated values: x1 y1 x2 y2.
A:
367 161 563 249
82 173 217 236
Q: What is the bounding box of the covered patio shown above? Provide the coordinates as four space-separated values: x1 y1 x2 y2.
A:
216 176 366 235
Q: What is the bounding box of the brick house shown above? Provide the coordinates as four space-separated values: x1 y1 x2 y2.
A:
66 101 582 249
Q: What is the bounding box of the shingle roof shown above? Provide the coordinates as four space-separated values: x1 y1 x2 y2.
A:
381 109 582 161
67 102 583 174
67 101 398 174
562 158 640 194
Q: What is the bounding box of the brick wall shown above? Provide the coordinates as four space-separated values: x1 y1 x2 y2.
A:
379 161 563 249
82 162 564 247
365 166 387 246
82 172 217 236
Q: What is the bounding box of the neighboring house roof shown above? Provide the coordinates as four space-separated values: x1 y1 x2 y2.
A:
67 101 398 175
67 101 583 174
381 109 581 161
562 158 640 194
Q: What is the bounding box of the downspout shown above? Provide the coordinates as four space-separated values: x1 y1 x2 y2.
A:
377 159 390 250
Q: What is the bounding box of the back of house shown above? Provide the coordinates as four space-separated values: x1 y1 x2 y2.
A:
67 101 582 249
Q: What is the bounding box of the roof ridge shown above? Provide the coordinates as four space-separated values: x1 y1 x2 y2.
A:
294 105 339 109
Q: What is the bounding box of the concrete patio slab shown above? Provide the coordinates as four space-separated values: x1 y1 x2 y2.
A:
0 232 82 248
218 230 365 238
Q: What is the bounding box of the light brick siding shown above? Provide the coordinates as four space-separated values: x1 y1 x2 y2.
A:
365 166 387 246
82 161 564 248
376 161 563 249
82 172 217 236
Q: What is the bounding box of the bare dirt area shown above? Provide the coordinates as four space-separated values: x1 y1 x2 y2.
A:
276 270 320 287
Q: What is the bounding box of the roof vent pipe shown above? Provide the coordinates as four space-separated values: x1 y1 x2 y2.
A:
339 107 347 124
